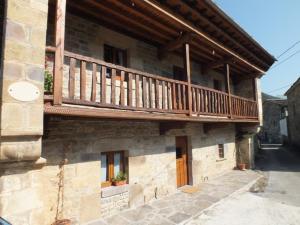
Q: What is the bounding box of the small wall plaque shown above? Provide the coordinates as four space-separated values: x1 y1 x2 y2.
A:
8 81 40 102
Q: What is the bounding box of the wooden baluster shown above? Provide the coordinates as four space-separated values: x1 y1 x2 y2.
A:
196 88 200 113
177 84 182 110
135 74 140 107
69 58 76 99
172 82 177 110
182 85 186 110
168 82 172 110
128 73 133 107
143 76 147 108
155 79 159 109
101 66 106 104
149 78 153 108
207 91 211 113
111 69 116 105
204 90 208 113
191 88 194 112
91 63 97 102
162 81 166 110
200 89 204 113
80 61 86 100
120 71 125 106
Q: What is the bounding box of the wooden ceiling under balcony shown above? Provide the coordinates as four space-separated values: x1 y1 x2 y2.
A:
49 0 275 78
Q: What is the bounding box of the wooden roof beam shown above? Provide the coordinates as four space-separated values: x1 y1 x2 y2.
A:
142 0 266 74
202 57 234 73
158 32 194 59
166 0 269 70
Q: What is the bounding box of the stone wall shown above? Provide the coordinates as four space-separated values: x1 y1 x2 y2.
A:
1 118 237 225
0 1 48 224
262 101 282 143
0 0 4 66
286 82 300 147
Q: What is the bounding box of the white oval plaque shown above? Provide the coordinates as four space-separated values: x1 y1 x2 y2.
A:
8 81 40 102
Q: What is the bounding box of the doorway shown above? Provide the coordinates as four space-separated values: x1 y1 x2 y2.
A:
176 136 188 187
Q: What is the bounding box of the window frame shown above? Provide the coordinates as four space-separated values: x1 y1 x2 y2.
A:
218 144 225 159
101 151 125 188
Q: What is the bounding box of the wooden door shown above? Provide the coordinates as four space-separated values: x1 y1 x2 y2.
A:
176 136 188 187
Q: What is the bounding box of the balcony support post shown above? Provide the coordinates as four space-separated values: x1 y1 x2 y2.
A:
53 0 66 105
225 64 233 118
252 77 259 118
184 43 192 116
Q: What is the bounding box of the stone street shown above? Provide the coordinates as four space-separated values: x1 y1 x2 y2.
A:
186 145 300 225
86 170 260 225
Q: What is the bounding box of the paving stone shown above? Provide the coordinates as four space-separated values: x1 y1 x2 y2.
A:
105 215 130 225
88 170 260 225
151 199 171 209
168 212 191 224
120 205 153 221
158 207 174 216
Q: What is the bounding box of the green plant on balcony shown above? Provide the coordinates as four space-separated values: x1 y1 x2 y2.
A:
44 70 53 94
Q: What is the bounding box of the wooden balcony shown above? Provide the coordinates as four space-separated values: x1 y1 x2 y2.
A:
44 48 258 123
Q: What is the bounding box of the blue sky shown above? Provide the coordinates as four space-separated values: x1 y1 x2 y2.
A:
212 0 300 97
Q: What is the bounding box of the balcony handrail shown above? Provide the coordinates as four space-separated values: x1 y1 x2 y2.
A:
45 48 258 120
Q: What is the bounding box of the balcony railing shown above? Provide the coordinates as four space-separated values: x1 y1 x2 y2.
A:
45 48 258 121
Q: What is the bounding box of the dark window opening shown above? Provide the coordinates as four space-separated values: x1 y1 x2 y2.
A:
218 144 224 158
176 147 183 159
173 66 186 81
213 79 222 91
104 45 127 79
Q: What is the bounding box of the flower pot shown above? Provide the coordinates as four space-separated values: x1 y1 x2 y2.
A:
112 180 127 186
238 163 246 171
52 219 71 225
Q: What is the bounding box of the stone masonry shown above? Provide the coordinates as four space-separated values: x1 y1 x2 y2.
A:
38 118 238 223
0 0 48 224
285 78 300 147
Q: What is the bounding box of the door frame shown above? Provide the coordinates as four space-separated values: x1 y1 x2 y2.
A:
175 136 189 187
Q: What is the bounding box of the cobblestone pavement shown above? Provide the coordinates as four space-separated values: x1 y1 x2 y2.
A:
86 170 260 225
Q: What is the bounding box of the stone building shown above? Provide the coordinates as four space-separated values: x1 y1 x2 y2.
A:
262 93 288 144
285 77 300 147
0 1 275 225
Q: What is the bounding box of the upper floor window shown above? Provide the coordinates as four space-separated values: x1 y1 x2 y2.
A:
104 45 127 67
173 66 186 81
218 144 224 158
213 79 222 91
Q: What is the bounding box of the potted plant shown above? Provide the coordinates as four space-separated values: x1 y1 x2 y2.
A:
44 70 53 95
112 172 127 186
236 146 246 171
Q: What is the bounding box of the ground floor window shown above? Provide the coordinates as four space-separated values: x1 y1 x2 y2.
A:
101 151 125 187
218 144 224 158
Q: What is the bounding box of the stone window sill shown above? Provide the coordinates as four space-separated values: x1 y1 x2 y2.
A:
216 158 227 162
101 184 129 198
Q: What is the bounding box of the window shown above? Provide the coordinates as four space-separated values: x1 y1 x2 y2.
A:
213 79 222 91
218 144 224 158
104 45 127 79
104 45 127 66
173 66 186 81
101 151 125 188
